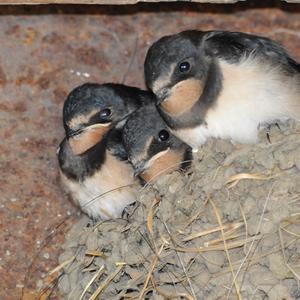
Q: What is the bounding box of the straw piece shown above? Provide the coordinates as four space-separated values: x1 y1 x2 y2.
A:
156 287 194 300
85 250 106 257
79 265 105 300
138 243 165 300
48 255 76 276
147 197 160 237
226 172 271 188
88 265 124 300
175 235 263 253
209 198 242 300
182 223 243 242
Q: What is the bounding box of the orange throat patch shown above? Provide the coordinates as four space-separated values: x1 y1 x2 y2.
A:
160 78 203 116
140 149 184 182
69 124 111 155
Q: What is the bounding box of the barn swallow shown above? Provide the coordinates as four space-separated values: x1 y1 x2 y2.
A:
122 104 192 182
57 83 152 220
144 30 300 150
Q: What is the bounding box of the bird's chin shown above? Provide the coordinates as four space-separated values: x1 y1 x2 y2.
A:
154 87 171 105
137 148 174 182
159 78 203 116
147 148 170 167
156 97 165 105
133 164 146 178
156 93 169 105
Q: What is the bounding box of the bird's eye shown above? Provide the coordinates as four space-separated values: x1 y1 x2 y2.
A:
179 61 190 73
99 108 111 119
158 129 170 141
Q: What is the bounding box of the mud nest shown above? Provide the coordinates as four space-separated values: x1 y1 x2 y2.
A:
55 121 300 300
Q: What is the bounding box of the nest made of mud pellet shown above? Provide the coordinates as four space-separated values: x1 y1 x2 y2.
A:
48 121 300 300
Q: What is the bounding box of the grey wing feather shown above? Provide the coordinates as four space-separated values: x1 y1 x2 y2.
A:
204 31 300 73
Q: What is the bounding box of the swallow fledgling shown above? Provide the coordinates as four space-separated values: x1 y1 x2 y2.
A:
122 104 193 182
57 83 153 220
144 30 300 150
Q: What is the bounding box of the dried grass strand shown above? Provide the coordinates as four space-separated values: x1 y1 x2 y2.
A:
226 183 274 299
205 233 244 247
226 172 271 188
180 198 209 231
175 235 263 253
163 221 197 300
82 184 136 210
279 217 300 281
85 250 105 257
209 197 242 300
48 255 76 276
147 197 161 237
182 223 243 242
156 287 194 300
88 264 124 300
79 265 105 300
238 200 249 256
138 243 165 300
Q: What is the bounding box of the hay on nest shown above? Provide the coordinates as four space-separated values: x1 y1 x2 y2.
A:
46 121 300 299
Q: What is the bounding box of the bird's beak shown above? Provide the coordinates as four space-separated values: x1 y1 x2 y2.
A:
132 148 170 178
68 128 84 138
133 162 147 177
156 88 170 105
86 122 112 130
68 122 112 139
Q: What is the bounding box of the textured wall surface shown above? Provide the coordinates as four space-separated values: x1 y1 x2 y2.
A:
0 0 299 5
0 2 300 300
0 1 241 5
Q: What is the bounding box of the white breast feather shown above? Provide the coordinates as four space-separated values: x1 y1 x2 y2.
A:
60 152 138 220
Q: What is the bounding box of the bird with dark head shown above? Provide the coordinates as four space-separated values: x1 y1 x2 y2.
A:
144 30 300 150
122 104 192 183
57 83 153 220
